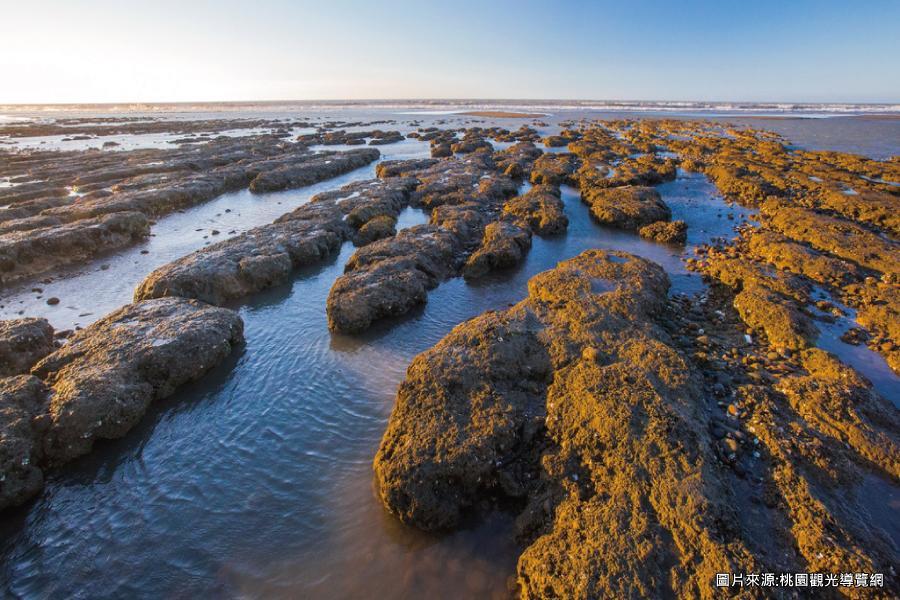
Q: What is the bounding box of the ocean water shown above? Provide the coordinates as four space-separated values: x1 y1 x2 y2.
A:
0 107 897 598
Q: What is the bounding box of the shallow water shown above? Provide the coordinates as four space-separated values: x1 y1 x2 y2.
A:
809 287 899 405
1 114 898 598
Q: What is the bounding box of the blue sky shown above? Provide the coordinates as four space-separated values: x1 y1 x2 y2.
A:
1 0 897 103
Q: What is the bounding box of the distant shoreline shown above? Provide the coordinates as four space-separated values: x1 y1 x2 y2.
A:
1 99 898 116
459 111 546 118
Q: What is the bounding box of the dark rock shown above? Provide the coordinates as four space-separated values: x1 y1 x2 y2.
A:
639 219 688 244
0 375 49 510
0 318 55 377
135 178 417 305
31 297 244 464
0 212 150 287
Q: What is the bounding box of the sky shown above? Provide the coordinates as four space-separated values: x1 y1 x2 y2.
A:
0 0 898 104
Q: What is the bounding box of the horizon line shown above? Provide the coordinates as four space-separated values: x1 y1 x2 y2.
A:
2 98 900 109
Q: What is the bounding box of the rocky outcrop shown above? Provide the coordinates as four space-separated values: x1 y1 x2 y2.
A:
0 375 48 509
0 298 243 510
375 251 758 596
326 224 462 333
376 251 670 527
135 178 417 305
501 184 568 236
374 248 900 598
746 230 863 286
375 159 438 178
326 153 523 332
529 153 579 186
297 129 403 146
845 279 900 373
0 211 150 287
0 116 308 139
638 219 687 244
462 221 532 279
247 148 379 192
461 184 570 280
31 297 243 464
582 185 671 231
816 189 900 238
761 200 899 277
494 142 543 180
696 253 817 351
0 137 380 286
0 318 55 377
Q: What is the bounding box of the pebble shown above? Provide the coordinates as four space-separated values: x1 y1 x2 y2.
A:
46 297 60 305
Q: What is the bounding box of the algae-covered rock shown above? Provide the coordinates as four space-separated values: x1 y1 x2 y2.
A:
638 219 687 244
353 214 397 246
375 250 761 596
776 349 900 478
0 211 150 287
462 221 532 279
582 185 671 231
248 148 379 192
762 200 899 276
135 178 417 305
326 226 460 333
746 229 862 286
529 153 579 186
502 184 568 236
